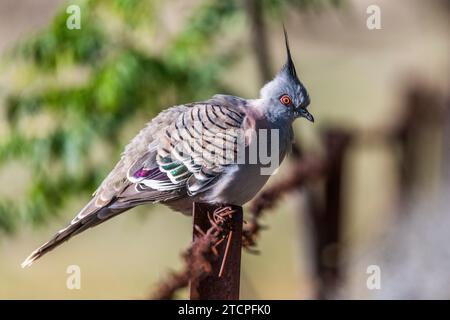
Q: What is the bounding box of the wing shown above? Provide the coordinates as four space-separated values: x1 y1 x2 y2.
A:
126 97 249 198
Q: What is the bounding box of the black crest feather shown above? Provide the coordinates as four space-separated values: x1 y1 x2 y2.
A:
282 25 298 81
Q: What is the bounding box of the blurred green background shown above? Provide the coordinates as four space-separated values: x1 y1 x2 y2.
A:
0 0 449 299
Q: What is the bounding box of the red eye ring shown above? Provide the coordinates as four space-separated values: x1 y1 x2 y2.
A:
279 94 292 106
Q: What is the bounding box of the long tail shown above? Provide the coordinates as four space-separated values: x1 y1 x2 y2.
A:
21 199 128 268
21 183 180 268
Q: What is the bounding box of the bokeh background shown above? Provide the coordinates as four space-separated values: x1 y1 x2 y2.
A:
0 0 449 299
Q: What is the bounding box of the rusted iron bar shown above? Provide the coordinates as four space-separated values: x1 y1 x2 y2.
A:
190 203 243 300
395 84 447 203
307 130 351 299
443 95 450 184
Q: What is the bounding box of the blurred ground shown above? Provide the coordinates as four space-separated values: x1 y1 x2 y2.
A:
0 0 449 299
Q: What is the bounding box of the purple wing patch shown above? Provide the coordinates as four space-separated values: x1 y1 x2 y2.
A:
133 167 168 181
134 167 153 178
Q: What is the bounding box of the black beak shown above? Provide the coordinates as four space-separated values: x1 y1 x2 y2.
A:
298 107 314 123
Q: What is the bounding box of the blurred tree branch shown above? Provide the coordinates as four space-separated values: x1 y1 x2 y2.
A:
244 0 272 84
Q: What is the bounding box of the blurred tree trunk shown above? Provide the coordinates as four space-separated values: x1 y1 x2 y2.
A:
244 0 272 84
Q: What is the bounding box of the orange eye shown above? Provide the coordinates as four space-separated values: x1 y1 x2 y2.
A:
279 95 292 106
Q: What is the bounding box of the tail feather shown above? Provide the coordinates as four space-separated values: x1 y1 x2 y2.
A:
21 200 127 268
21 186 180 268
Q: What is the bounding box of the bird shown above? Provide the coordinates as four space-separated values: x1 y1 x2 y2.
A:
21 28 313 268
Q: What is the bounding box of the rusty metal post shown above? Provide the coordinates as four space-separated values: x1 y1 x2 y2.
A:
396 85 447 204
190 202 243 300
306 130 351 299
443 96 450 184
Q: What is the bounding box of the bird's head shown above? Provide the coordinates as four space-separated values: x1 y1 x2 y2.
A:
259 28 313 123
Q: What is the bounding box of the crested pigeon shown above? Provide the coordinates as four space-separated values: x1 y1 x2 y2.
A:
22 28 313 267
